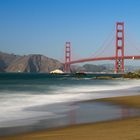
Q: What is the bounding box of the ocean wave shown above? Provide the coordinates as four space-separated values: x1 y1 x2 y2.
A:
0 79 140 127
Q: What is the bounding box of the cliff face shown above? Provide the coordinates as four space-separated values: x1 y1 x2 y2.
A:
7 55 63 73
0 52 63 73
0 52 19 71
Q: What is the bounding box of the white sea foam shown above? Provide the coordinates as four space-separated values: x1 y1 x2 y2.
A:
0 79 140 127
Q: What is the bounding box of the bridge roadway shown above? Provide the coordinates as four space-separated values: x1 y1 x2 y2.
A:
67 55 140 64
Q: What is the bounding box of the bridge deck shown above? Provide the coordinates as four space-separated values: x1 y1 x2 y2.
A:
67 55 140 64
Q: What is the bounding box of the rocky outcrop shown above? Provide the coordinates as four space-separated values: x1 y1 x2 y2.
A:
6 55 63 73
0 51 19 70
0 52 63 73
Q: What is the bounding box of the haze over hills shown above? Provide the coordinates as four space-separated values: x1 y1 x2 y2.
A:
0 51 140 73
71 64 140 73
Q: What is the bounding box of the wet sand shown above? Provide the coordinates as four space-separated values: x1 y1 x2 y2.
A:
1 95 140 140
98 95 140 108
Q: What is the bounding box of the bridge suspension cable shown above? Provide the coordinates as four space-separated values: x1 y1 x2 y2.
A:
91 29 115 58
125 32 140 55
92 35 115 58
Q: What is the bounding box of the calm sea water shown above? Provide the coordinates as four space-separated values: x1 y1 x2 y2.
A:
0 73 140 135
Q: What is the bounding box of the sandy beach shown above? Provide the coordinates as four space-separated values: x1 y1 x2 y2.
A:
0 95 140 140
98 95 140 108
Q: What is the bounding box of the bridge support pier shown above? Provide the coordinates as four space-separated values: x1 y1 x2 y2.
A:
115 22 124 73
64 42 71 73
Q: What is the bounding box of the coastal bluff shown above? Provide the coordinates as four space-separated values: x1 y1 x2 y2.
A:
0 52 63 73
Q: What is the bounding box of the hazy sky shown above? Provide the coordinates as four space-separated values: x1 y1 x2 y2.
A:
0 0 140 64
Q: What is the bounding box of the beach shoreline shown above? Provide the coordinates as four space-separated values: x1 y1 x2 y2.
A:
0 95 140 140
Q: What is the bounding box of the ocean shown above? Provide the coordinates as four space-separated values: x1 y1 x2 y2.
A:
0 73 140 135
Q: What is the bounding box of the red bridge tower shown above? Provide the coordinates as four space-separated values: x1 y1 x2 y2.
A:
64 42 71 73
115 22 124 73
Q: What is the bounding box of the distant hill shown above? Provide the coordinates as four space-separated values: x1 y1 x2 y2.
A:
0 52 63 73
83 64 107 72
70 63 140 73
0 51 19 71
71 64 108 73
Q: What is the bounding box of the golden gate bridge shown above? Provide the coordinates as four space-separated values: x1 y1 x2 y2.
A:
64 22 140 73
